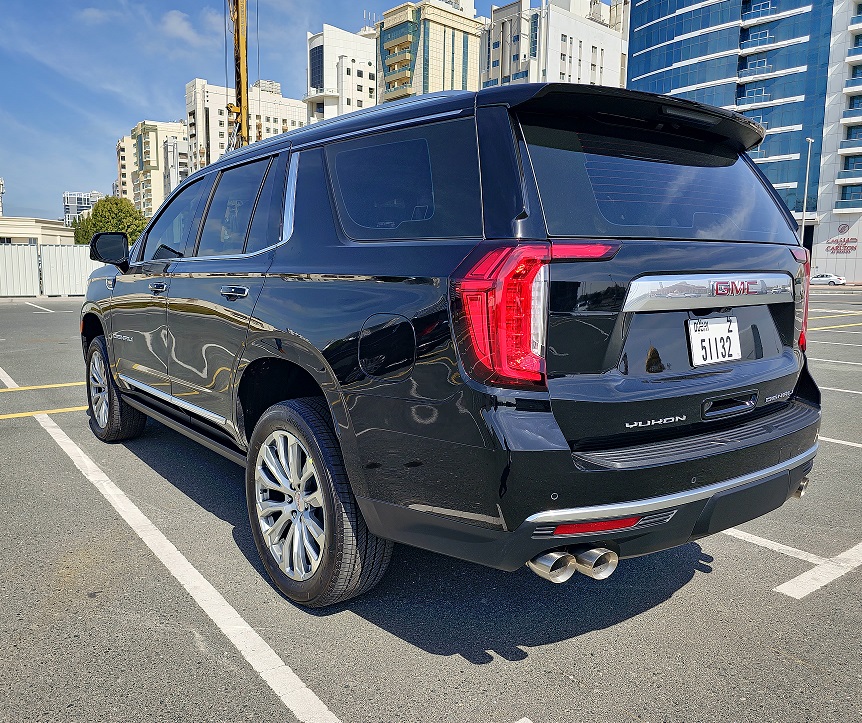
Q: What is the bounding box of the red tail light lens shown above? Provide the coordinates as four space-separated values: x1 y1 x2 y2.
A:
553 516 641 536
791 246 810 351
458 244 550 385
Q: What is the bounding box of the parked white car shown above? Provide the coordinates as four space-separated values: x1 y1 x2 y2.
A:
811 273 847 286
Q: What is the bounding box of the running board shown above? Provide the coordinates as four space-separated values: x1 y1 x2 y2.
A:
123 395 247 467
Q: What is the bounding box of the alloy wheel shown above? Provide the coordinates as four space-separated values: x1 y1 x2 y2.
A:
89 350 109 429
254 430 326 581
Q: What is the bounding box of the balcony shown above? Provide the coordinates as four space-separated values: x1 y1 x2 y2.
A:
738 64 773 79
850 14 862 29
384 84 413 100
302 87 339 102
839 138 862 152
835 198 862 210
383 31 415 51
737 93 771 106
845 77 862 95
842 108 862 124
385 49 412 65
741 5 775 24
836 169 862 183
385 66 411 82
848 47 862 63
740 35 773 51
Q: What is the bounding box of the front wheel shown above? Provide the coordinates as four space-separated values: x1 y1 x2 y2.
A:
86 335 147 442
246 397 393 607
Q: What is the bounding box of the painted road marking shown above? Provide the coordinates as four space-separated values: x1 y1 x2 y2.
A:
807 321 862 331
808 312 862 320
0 381 86 393
0 406 89 420
24 302 54 313
819 436 862 449
775 542 862 599
807 357 862 366
820 386 862 396
0 365 340 723
808 329 862 335
807 340 862 348
722 528 827 565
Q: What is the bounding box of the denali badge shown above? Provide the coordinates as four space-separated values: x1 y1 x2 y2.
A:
625 415 687 429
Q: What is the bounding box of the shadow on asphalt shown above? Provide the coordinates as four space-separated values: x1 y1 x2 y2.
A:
122 419 713 664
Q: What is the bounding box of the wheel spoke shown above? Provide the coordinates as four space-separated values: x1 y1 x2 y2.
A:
303 486 324 510
303 511 324 546
261 445 290 489
257 497 294 521
263 510 292 547
292 518 304 576
301 522 321 564
280 522 297 574
288 437 302 487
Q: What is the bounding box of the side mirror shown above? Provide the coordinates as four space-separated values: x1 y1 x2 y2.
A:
90 232 129 272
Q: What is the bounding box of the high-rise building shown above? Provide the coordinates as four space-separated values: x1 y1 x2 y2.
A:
62 190 105 227
627 0 833 229
115 136 134 201
305 24 379 122
814 0 862 280
163 135 191 197
130 120 187 218
377 0 485 102
480 0 629 90
186 78 307 172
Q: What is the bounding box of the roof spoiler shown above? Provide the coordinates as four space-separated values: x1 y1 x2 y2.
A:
477 83 765 152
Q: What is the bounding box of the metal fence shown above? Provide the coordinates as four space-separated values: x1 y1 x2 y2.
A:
0 244 103 297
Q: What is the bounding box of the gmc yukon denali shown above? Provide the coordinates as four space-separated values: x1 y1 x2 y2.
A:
81 84 820 607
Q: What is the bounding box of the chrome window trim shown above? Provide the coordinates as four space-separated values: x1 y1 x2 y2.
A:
525 444 818 525
119 374 226 425
622 272 795 312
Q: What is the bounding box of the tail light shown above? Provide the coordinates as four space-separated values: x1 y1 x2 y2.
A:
791 247 810 351
453 241 620 388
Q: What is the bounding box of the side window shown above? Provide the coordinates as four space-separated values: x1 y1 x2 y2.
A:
245 154 289 254
325 117 482 240
141 179 204 262
291 148 338 242
195 158 269 257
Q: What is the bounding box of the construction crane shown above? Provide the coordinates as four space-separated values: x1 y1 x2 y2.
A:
0 177 5 217
226 0 249 150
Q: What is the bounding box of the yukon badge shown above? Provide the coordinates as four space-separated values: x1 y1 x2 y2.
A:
626 415 687 429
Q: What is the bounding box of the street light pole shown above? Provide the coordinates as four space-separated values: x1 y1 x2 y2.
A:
800 136 814 244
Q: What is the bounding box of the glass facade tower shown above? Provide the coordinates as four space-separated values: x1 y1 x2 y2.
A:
627 0 833 218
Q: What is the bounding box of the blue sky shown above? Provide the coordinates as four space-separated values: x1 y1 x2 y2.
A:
0 0 502 220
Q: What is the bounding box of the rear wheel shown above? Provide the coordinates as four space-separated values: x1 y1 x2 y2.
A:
86 335 147 442
829 280 836 286
246 397 392 607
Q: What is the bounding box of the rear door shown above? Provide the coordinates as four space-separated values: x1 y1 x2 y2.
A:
516 109 806 449
165 153 288 431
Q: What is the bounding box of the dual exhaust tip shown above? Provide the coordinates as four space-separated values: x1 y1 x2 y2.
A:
527 548 619 584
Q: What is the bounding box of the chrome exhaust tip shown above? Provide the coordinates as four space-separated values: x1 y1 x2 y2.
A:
793 477 810 499
526 551 577 584
572 547 619 580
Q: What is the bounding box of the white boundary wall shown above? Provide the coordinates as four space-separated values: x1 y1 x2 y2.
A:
0 244 104 297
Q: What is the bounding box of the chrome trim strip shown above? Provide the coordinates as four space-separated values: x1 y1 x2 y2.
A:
119 374 226 425
526 444 818 525
622 272 794 313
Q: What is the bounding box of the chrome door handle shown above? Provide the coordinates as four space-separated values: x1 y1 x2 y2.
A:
148 282 168 294
220 285 249 299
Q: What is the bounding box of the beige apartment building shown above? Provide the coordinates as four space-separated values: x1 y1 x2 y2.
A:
0 217 74 246
115 136 134 202
128 120 187 218
377 0 485 102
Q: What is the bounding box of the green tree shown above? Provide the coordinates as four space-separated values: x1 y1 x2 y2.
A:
73 197 146 245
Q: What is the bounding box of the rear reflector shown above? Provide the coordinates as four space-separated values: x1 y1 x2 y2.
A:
553 516 641 536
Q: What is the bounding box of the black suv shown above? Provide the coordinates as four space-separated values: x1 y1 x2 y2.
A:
82 84 820 607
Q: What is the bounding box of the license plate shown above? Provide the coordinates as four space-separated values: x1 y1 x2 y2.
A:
688 316 741 367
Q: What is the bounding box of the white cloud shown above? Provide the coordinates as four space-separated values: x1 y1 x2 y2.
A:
160 9 220 49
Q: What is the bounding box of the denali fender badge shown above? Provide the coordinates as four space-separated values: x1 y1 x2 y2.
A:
764 390 793 404
625 415 687 429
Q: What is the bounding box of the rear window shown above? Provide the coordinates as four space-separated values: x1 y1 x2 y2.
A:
325 117 482 241
519 113 796 243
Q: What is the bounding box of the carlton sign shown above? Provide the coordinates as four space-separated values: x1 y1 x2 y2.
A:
825 236 858 254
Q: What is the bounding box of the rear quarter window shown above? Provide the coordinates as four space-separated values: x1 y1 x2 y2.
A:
519 112 797 244
325 117 482 241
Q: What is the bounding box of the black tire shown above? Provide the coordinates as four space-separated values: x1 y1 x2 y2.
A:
85 335 147 442
246 397 393 608
829 281 836 286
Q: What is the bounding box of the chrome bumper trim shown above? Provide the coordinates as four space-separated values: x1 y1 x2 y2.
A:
119 374 226 426
525 443 818 525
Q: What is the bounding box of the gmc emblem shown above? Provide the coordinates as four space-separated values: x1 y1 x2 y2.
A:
712 280 759 296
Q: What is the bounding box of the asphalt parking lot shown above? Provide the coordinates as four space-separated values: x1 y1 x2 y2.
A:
1 294 861 723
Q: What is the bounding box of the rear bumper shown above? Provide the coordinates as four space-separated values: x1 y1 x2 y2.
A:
356 443 817 571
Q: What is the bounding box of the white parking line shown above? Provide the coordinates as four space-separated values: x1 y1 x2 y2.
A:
807 357 862 366
24 302 53 313
819 436 862 449
807 340 862 348
775 542 862 599
0 365 340 723
808 329 862 335
807 307 862 313
722 528 826 565
820 387 862 396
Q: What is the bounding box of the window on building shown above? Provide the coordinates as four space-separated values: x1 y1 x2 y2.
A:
357 69 364 78
346 67 351 75
848 126 862 139
0 238 11 245
492 59 500 67
220 143 225 149
196 159 270 257
842 184 862 200
357 100 363 108
299 122 304 127
316 103 324 114
346 98 351 105
845 156 862 170
219 132 225 138
326 117 482 241
850 96 862 109
369 88 375 98
357 84 363 92
561 53 567 62
291 120 297 126
369 73 375 81
219 121 225 127
266 127 270 133
218 109 224 115
560 72 566 80
561 34 567 42
256 115 261 120
492 41 500 49
512 34 520 42
513 54 519 62
854 65 862 79
855 35 862 47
